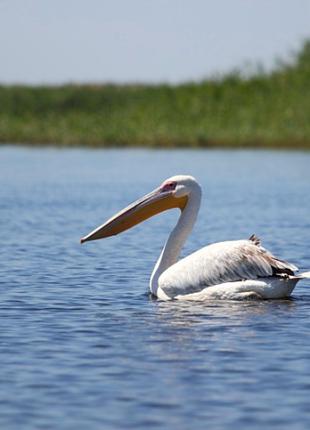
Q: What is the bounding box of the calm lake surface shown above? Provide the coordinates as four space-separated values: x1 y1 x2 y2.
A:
1 146 310 430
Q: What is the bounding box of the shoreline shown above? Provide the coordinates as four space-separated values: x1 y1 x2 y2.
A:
1 41 309 150
1 141 310 151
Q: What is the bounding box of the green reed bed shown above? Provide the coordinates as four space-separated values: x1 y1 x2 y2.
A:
1 42 310 148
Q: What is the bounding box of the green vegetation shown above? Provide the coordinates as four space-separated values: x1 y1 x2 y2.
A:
1 41 310 148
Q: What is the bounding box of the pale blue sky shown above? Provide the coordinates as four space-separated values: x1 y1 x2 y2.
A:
1 0 309 84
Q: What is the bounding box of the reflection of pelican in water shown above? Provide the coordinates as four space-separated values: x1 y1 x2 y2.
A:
81 175 310 300
153 297 296 329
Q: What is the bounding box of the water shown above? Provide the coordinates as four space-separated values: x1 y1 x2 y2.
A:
1 146 310 430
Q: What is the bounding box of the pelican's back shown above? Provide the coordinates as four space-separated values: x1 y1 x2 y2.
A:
158 239 297 298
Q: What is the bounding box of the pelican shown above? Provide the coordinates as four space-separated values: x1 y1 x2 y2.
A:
80 175 310 300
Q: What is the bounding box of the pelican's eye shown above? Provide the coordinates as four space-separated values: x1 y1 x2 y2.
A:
161 181 177 192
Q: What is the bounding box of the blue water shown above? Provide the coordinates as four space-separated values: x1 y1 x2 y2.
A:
1 146 310 430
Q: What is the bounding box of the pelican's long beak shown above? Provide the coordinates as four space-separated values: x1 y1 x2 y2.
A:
80 187 187 244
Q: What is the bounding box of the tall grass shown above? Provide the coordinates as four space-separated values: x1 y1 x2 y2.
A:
1 41 310 148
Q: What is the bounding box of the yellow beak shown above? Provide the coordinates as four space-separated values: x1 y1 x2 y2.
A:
80 187 187 243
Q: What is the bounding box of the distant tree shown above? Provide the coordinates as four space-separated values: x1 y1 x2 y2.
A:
296 40 310 71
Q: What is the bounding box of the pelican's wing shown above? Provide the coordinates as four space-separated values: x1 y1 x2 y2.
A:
159 236 298 297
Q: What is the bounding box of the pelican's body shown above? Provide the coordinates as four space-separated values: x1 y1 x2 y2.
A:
156 240 300 300
81 175 310 300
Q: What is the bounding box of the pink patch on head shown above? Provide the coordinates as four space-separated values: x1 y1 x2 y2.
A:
161 181 177 192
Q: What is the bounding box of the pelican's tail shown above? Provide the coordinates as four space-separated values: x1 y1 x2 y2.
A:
299 271 310 279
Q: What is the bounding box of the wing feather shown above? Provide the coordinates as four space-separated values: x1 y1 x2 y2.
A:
159 238 298 297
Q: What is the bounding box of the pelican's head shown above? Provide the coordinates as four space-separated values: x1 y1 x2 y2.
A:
80 175 201 243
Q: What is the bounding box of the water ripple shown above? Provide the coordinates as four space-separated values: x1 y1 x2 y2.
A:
0 147 310 430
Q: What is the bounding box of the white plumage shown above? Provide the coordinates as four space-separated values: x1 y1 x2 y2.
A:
157 239 298 299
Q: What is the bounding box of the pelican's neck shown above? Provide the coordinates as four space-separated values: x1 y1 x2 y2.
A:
150 188 201 295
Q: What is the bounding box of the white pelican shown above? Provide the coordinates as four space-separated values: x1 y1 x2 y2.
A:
80 175 310 300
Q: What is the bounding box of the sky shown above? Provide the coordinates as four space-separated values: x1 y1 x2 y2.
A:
0 0 310 84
